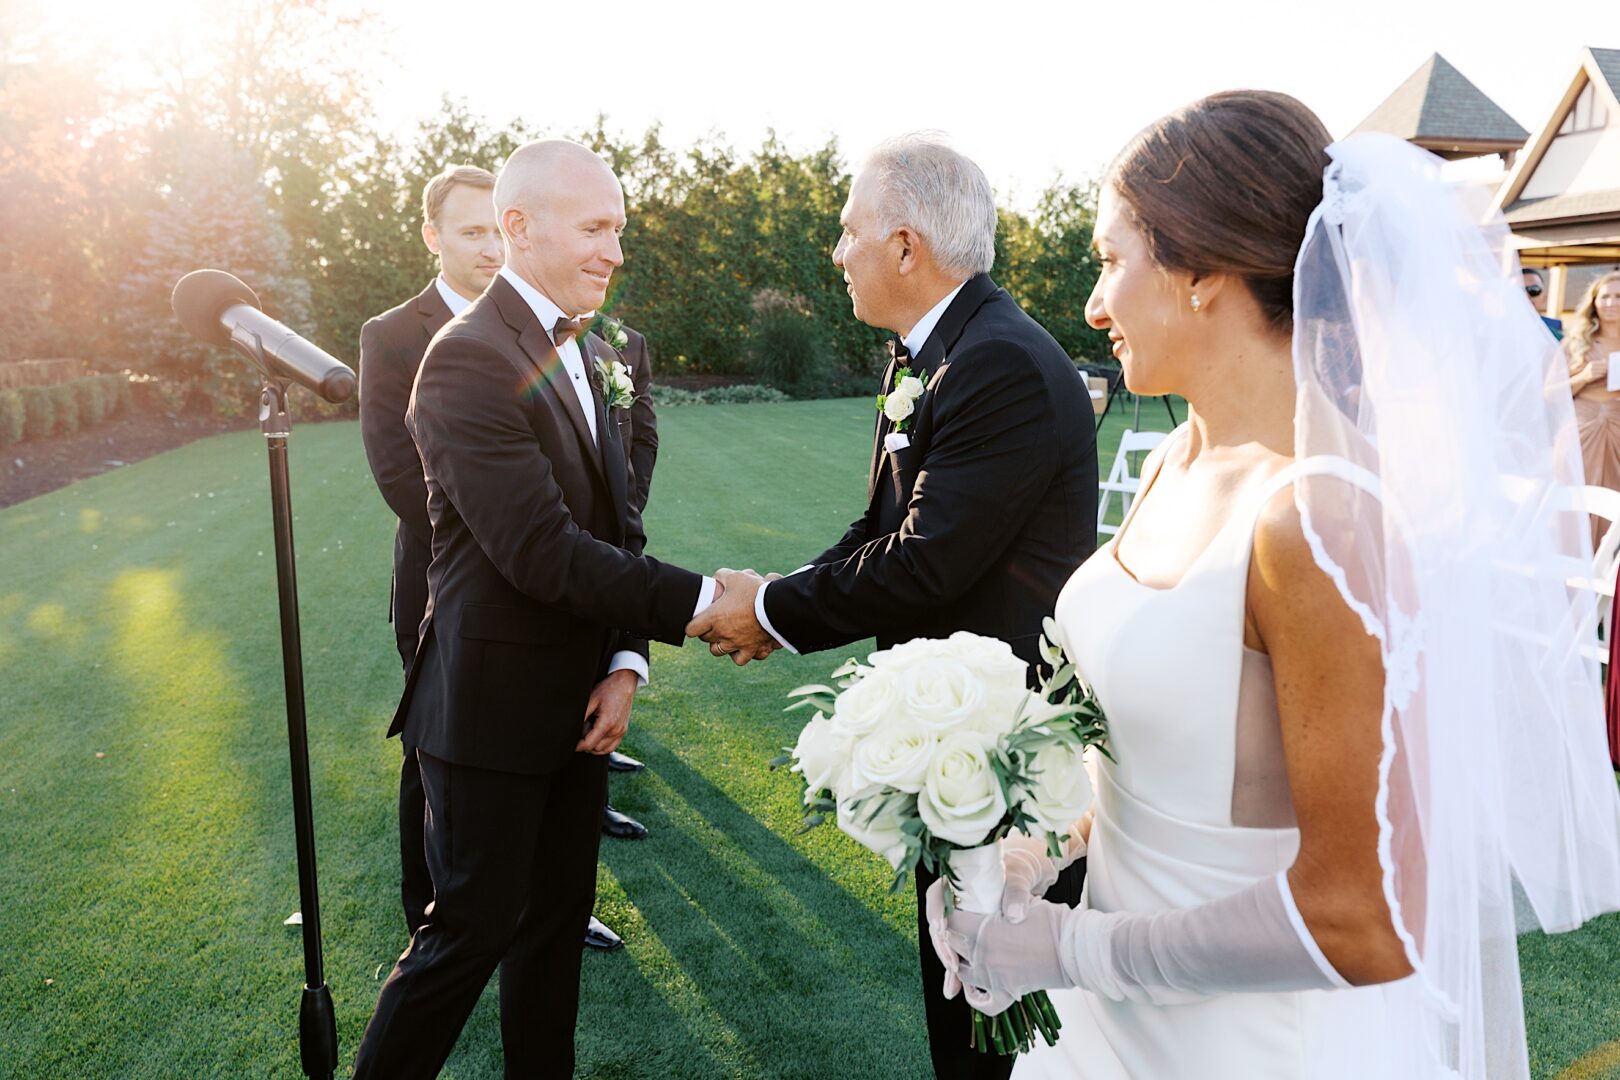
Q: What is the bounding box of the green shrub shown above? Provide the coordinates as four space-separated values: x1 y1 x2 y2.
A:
153 379 192 414
21 386 55 440
108 374 133 417
745 289 830 397
650 383 789 407
701 384 789 404
651 386 704 407
287 382 359 422
49 383 80 435
206 381 250 422
77 378 107 427
0 390 24 449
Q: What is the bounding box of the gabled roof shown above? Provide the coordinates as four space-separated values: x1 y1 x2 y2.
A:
1352 53 1528 157
1496 47 1620 225
1593 47 1620 99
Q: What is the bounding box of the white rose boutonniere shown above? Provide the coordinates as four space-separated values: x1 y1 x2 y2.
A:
596 357 636 411
876 364 924 431
598 314 630 350
883 390 916 424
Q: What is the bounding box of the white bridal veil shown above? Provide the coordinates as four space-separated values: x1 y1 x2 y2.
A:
1292 132 1620 1078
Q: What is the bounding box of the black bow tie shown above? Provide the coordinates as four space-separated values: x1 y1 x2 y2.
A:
888 337 911 365
552 317 583 346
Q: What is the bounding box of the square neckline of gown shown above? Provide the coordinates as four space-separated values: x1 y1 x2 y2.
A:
1109 425 1294 602
1109 426 1228 592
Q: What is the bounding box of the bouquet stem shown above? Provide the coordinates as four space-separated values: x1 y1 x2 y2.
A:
947 845 1064 1055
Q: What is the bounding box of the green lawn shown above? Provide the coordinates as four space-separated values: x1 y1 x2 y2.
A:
0 398 1614 1078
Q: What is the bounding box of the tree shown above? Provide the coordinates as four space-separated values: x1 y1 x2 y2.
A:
999 179 1112 365
0 14 149 362
117 140 311 415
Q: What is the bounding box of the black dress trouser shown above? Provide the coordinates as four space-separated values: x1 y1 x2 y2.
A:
353 747 608 1079
396 633 432 937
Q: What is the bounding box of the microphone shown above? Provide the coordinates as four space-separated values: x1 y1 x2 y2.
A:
171 269 356 404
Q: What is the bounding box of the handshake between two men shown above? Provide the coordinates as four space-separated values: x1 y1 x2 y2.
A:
576 569 782 766
685 567 787 666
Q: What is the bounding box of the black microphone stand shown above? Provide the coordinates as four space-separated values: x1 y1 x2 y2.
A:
256 372 338 1079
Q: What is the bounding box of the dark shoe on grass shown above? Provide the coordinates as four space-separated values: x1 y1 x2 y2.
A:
602 804 648 840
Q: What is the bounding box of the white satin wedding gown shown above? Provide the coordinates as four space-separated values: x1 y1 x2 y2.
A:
1016 427 1398 1079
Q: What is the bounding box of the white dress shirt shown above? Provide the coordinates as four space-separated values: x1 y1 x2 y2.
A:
902 280 966 361
498 266 599 443
753 280 968 653
434 274 473 318
496 267 717 682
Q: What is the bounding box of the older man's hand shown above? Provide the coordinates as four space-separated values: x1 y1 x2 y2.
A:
685 567 778 665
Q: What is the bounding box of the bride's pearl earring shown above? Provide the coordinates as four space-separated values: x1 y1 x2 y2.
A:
1190 295 1202 312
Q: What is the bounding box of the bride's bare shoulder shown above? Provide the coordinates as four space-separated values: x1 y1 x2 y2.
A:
1248 470 1372 638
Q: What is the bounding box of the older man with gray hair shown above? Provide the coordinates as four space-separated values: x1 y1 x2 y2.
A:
690 133 1098 1079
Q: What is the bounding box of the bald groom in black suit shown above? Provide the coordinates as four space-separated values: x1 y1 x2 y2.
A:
352 140 715 1079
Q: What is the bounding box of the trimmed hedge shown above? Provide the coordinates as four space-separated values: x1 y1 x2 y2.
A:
0 390 23 450
21 387 55 441
651 383 790 407
50 383 80 436
0 374 131 446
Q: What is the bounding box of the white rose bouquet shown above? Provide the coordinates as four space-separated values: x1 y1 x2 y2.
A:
774 623 1108 1056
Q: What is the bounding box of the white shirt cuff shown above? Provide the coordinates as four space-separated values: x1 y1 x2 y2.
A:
692 576 717 619
754 580 799 655
607 650 648 689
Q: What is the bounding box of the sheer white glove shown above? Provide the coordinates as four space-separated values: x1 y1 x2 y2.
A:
1000 824 1086 923
931 871 1351 1009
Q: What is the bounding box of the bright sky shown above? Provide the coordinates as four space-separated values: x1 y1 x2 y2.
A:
25 0 1613 207
371 0 1605 205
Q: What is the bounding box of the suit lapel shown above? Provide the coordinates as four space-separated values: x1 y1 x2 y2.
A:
582 336 630 535
924 273 998 370
910 333 947 382
864 274 1001 507
491 277 608 491
866 350 899 502
416 280 453 343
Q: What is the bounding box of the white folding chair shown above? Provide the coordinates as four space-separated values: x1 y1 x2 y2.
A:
1549 484 1620 663
1097 429 1167 538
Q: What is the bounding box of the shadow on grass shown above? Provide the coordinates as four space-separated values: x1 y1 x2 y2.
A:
596 729 926 1078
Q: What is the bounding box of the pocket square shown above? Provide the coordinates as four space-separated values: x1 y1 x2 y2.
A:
884 432 911 453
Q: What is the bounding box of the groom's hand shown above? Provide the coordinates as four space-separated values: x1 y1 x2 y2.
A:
686 567 777 665
577 669 639 754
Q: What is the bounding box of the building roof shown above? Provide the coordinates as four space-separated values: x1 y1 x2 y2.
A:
1592 47 1620 98
1503 189 1620 225
1497 47 1620 226
1353 53 1528 155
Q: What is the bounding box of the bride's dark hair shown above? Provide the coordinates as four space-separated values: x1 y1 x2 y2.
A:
1107 90 1331 333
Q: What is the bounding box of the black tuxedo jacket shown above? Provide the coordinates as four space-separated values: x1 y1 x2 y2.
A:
763 273 1098 665
390 274 701 775
358 279 451 644
616 325 658 513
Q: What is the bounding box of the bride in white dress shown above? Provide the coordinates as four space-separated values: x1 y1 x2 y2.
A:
929 92 1620 1079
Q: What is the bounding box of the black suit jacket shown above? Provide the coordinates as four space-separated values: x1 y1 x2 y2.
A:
601 324 658 513
358 279 451 643
390 275 702 775
763 274 1097 665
